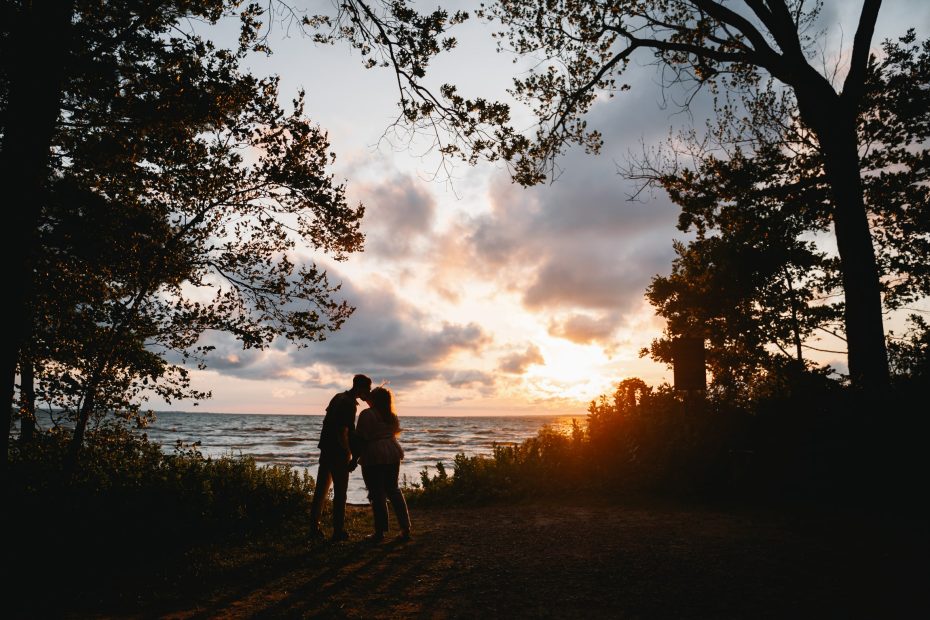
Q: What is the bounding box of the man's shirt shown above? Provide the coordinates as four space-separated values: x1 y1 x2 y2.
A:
318 390 358 454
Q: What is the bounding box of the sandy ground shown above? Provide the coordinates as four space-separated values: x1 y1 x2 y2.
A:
47 496 919 620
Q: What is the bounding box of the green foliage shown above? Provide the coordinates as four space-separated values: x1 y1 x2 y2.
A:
10 425 316 536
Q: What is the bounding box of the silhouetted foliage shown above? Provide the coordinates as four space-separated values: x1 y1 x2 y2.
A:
638 32 930 402
887 315 930 391
410 376 925 510
358 0 921 391
10 425 315 533
7 424 317 615
3 1 365 461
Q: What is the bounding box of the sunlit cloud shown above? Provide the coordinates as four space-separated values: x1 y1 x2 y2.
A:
498 344 545 374
442 369 496 389
548 313 619 345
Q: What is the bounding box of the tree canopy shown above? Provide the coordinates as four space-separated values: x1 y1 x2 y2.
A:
639 31 929 399
343 0 923 392
2 0 365 459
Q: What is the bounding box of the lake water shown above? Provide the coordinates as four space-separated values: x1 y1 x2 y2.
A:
142 411 579 503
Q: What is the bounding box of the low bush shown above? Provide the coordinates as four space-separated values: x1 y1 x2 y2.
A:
8 424 316 558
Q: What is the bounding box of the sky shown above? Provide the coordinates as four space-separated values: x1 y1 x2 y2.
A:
154 0 930 416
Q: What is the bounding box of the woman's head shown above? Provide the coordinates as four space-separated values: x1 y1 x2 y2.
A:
368 386 400 433
367 386 394 415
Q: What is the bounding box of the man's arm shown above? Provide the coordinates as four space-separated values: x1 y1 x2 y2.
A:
337 426 356 470
347 408 365 470
337 426 351 454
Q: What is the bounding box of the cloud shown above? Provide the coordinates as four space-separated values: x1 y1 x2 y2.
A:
548 313 619 345
498 344 544 374
192 263 494 392
173 331 266 377
423 90 686 342
442 369 496 388
523 246 653 312
354 172 436 259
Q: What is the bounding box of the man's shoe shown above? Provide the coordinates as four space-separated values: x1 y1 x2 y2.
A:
364 532 385 544
330 530 350 542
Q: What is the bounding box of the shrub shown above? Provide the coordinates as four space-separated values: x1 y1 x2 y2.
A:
408 376 925 509
8 425 317 549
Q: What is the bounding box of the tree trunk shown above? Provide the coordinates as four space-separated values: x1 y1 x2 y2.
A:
782 51 891 394
67 392 95 471
18 356 36 443
815 116 890 391
0 0 75 469
784 272 804 365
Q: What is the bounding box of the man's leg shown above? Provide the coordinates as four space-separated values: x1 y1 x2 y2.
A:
309 458 332 536
330 464 350 539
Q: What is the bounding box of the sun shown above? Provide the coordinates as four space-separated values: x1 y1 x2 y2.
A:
522 339 617 404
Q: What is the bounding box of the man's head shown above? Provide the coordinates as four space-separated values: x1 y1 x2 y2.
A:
351 374 372 399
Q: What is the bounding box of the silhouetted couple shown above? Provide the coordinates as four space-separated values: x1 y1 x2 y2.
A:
309 374 411 543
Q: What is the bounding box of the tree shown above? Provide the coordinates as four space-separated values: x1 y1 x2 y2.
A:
330 1 930 394
1 0 77 468
1 0 498 466
643 234 841 403
39 75 362 462
637 31 929 400
1 1 365 463
364 0 899 392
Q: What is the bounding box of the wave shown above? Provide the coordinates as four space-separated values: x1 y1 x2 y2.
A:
428 439 464 446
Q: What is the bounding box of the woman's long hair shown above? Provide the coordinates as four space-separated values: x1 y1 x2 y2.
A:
368 386 400 434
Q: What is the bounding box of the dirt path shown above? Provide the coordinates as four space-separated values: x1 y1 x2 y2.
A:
70 498 925 619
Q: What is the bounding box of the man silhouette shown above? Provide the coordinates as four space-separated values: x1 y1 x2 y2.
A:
309 373 372 541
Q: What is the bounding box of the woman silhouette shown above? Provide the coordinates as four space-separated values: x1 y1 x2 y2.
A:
355 386 412 542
